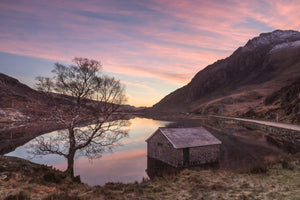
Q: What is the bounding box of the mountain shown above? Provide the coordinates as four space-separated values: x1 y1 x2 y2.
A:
0 73 136 122
0 73 42 103
151 30 300 123
0 73 49 122
0 73 137 154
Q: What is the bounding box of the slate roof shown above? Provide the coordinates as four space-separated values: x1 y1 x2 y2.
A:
146 127 222 148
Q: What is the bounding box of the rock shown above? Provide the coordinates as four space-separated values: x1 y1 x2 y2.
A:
0 172 9 181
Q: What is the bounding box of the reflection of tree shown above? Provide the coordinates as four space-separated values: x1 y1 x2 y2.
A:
30 58 129 178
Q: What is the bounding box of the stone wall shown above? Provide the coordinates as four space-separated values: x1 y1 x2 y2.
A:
189 145 220 165
147 130 221 167
147 130 183 167
209 116 300 153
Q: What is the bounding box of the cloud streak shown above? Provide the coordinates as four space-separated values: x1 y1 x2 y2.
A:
0 0 299 106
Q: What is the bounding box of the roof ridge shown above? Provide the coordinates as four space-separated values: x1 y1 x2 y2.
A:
146 127 222 149
159 127 178 148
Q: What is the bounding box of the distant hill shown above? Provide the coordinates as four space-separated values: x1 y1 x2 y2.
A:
0 73 43 105
0 73 139 154
0 73 48 122
150 30 300 123
0 73 136 122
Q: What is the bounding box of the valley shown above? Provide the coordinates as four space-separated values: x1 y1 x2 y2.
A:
0 29 300 199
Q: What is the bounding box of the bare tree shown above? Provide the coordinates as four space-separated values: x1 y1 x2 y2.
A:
31 58 129 178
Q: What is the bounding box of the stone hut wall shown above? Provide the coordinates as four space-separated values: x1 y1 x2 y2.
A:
189 144 220 165
147 130 221 167
147 130 183 167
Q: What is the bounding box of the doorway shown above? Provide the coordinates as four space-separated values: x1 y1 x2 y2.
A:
183 148 189 165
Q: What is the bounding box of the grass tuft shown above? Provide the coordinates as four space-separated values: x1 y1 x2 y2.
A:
4 191 30 200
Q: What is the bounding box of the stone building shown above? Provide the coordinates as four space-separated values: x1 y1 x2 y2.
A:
146 127 222 167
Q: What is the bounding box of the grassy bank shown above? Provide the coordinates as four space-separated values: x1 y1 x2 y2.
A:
1 154 299 200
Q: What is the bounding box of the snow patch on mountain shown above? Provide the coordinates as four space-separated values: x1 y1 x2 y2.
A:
270 40 300 53
0 108 29 122
243 30 300 50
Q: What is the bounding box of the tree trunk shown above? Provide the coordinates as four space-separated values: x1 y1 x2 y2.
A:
66 128 76 178
66 151 75 178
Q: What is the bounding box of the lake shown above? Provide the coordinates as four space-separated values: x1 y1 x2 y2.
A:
5 117 171 186
5 116 287 186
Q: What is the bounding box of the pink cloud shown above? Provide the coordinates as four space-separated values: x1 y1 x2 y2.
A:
121 80 158 93
262 1 300 29
1 0 299 106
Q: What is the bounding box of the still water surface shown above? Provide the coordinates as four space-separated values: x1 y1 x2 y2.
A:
6 118 170 186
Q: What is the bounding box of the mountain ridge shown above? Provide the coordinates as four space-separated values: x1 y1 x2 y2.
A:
0 73 137 122
151 30 300 123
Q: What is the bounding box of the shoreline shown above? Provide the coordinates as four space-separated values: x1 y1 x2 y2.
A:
1 153 299 199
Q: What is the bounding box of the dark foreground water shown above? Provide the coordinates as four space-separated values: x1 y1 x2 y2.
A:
5 117 287 186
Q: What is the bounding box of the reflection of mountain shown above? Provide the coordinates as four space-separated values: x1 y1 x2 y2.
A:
0 121 66 155
150 30 300 123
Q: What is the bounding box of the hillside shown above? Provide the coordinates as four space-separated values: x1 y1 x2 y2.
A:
0 73 137 122
252 77 300 123
0 73 85 122
0 73 49 122
151 30 300 123
0 73 136 154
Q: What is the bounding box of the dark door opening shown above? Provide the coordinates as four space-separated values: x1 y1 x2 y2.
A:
183 148 189 165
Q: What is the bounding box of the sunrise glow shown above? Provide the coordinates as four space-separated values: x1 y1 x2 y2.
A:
0 0 299 106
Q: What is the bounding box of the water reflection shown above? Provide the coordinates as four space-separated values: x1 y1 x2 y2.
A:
5 117 289 185
165 118 288 171
146 157 179 179
146 157 220 179
6 117 171 186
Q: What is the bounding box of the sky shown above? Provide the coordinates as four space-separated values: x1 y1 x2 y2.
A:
0 0 299 106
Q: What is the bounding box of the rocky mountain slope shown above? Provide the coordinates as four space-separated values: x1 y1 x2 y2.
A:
151 30 300 123
0 73 137 123
0 73 137 154
0 73 77 122
0 73 49 122
263 77 300 123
